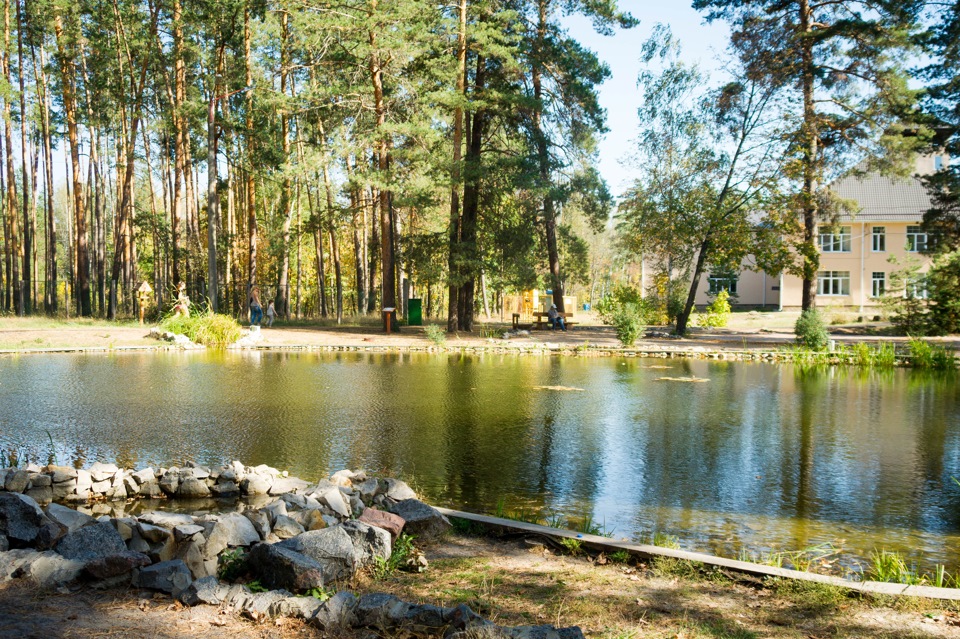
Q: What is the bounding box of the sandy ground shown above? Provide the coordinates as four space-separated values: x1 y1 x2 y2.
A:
2 314 957 354
2 535 959 639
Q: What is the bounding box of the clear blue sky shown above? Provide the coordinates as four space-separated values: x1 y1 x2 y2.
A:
564 2 731 196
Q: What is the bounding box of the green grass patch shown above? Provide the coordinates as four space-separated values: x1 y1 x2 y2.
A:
159 310 243 346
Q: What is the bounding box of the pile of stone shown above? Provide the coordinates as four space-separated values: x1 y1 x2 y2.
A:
147 327 203 348
0 462 583 639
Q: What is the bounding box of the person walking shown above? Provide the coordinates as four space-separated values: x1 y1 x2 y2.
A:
265 300 276 327
249 286 263 326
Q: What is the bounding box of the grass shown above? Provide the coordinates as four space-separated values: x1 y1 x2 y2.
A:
373 533 417 578
159 310 243 346
908 338 957 370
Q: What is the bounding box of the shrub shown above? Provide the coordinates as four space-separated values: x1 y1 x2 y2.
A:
612 303 644 347
594 284 643 325
794 309 830 351
909 338 956 370
160 310 243 346
696 290 731 328
423 324 446 346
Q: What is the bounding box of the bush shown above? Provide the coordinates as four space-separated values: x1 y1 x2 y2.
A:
696 290 731 328
423 324 446 346
794 309 830 351
160 310 243 346
594 284 643 325
613 303 644 346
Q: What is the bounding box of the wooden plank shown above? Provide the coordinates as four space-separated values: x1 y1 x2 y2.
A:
435 507 960 601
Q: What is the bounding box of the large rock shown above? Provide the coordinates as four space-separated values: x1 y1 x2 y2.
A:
272 595 325 620
388 499 451 540
89 462 119 482
384 478 417 501
276 526 359 582
0 492 48 546
313 591 358 630
47 465 78 484
359 507 404 539
2 549 85 589
45 503 95 533
138 511 195 528
135 559 193 595
84 551 151 580
4 469 30 493
316 487 351 519
177 575 225 606
272 515 305 539
356 593 410 627
202 513 261 559
341 520 391 567
246 543 327 591
55 522 127 561
177 477 211 498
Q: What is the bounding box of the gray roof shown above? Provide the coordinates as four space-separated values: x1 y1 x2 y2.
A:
827 171 931 222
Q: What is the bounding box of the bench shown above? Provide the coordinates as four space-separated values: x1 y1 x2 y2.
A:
532 311 577 330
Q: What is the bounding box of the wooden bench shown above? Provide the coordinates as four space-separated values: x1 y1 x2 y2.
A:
532 311 577 330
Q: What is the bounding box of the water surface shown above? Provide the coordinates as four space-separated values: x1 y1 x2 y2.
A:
2 350 959 573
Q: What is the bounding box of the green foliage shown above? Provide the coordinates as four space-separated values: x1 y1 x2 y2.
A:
303 586 335 601
217 548 247 582
594 284 643 325
247 580 268 593
908 339 956 370
608 550 632 564
160 310 243 347
867 550 922 585
794 309 830 351
696 289 731 328
559 537 583 555
423 324 447 346
612 303 644 347
651 532 681 549
373 534 417 579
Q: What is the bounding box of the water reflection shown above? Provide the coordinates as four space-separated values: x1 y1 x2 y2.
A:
1 351 959 572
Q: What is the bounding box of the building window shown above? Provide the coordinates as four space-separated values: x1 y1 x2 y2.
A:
707 274 738 295
818 271 850 296
872 227 886 252
872 272 885 298
906 225 928 252
819 226 852 252
907 278 928 300
935 155 943 171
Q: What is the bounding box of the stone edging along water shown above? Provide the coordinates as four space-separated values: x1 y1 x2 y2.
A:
1 461 958 606
0 461 585 638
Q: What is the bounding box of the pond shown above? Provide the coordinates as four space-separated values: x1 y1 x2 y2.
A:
2 350 959 574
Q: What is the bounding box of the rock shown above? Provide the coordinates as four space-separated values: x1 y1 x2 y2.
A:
138 511 195 528
384 478 417 501
246 543 327 591
75 470 92 494
133 468 156 484
202 513 261 559
177 575 224 606
83 551 151 580
301 509 328 532
46 465 77 484
123 475 139 496
269 476 309 495
173 524 205 543
91 479 112 494
184 461 211 479
317 487 351 519
0 534 7 551
354 478 381 501
263 500 289 523
243 510 271 538
158 472 179 496
89 462 119 482
501 626 586 639
330 470 355 487
272 515 305 539
28 473 52 488
55 522 127 561
241 474 271 495
447 603 493 631
356 593 410 627
272 595 325 620
276 526 359 582
137 522 172 544
403 603 449 629
135 559 193 595
4 469 29 493
25 486 53 506
0 492 47 546
177 477 211 498
242 591 289 621
6 550 85 589
138 481 164 498
313 591 358 630
51 478 78 500
357 508 404 540
45 503 95 533
388 499 451 540
341 520 391 568
176 538 210 579
210 480 239 496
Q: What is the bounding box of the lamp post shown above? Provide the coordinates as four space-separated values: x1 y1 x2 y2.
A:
207 83 250 313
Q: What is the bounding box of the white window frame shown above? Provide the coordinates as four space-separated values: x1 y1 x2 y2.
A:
707 275 738 295
906 225 928 252
818 271 850 296
872 227 886 252
871 272 885 298
907 279 929 300
819 226 852 253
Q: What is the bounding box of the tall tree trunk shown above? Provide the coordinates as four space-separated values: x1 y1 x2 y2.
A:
244 6 258 310
15 0 29 313
459 54 486 331
275 11 293 317
3 0 20 314
53 11 91 316
532 0 563 313
321 168 343 324
367 4 395 322
446 0 467 331
205 42 226 312
799 0 818 311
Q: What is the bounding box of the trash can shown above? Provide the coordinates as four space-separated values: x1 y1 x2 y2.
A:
408 299 423 326
583 303 591 311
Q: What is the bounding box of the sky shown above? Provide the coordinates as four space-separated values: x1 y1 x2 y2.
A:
564 1 732 196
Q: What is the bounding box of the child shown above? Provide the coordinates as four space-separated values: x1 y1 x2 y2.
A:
266 300 276 327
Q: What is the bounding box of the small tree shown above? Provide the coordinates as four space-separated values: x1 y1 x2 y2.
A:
795 309 830 350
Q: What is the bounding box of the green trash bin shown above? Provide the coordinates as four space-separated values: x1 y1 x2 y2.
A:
408 298 423 326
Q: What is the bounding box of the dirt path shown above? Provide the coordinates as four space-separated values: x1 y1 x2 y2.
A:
2 535 958 639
